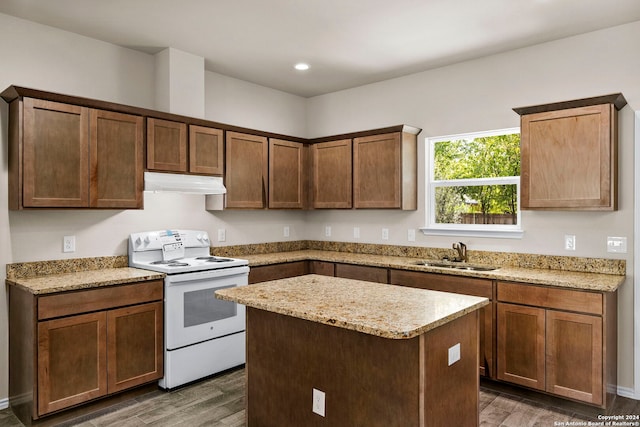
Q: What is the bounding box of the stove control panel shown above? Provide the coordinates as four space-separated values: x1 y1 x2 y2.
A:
129 230 211 252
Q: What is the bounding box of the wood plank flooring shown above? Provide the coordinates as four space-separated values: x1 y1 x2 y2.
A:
1 368 638 426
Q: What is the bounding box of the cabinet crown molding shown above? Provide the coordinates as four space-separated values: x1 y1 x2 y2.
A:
513 93 627 116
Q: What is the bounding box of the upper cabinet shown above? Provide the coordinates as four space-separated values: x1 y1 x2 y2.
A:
311 139 353 209
91 110 144 208
7 96 143 209
2 86 420 211
268 139 307 209
146 118 187 172
225 131 268 208
514 94 627 211
310 126 420 210
147 119 223 176
353 128 419 210
189 125 224 175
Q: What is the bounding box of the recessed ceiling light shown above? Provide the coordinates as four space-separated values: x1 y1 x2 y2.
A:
294 63 310 71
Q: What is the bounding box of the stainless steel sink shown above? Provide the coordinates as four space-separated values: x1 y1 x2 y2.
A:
414 261 498 271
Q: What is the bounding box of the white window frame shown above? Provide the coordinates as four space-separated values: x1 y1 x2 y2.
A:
420 127 524 239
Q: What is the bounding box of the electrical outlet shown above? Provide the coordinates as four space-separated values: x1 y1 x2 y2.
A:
217 229 226 242
607 236 627 253
353 227 360 239
325 226 332 237
284 226 290 237
564 234 576 251
381 228 389 240
408 229 416 242
63 235 75 253
312 388 325 417
448 343 460 366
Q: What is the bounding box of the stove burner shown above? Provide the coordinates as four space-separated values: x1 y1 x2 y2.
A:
151 260 190 267
195 256 234 262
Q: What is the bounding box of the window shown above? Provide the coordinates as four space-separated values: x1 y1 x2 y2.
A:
423 128 522 238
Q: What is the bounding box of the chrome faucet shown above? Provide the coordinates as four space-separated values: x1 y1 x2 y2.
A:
452 242 467 262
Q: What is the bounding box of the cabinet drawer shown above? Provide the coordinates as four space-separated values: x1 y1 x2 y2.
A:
38 280 164 320
497 281 602 315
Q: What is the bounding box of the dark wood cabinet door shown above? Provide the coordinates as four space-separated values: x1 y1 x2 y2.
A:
107 302 164 393
90 110 144 208
497 303 545 390
23 98 90 207
546 310 603 405
189 125 224 175
37 312 107 415
268 139 306 209
225 131 268 208
311 139 352 208
353 132 401 208
147 118 187 172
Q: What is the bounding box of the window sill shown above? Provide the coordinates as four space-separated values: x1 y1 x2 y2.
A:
419 227 524 239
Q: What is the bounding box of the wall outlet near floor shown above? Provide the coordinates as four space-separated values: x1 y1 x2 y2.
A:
312 388 325 417
63 235 76 253
381 228 389 240
448 343 461 366
607 236 627 253
564 234 576 251
217 229 226 242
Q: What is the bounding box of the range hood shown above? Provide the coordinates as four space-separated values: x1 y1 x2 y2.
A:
144 172 226 195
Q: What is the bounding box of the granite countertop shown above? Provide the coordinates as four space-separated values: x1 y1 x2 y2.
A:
216 274 490 339
239 250 625 292
6 267 165 295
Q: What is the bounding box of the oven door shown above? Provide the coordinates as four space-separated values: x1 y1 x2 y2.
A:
165 267 248 350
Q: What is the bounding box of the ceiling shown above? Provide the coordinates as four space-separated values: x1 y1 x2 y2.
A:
1 0 640 97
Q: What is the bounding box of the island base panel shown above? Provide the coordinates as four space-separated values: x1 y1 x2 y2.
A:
246 308 479 427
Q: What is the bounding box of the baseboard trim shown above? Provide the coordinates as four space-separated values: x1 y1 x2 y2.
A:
0 397 9 410
617 386 639 400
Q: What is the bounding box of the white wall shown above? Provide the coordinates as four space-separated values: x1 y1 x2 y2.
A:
0 13 307 404
0 11 638 404
305 21 640 394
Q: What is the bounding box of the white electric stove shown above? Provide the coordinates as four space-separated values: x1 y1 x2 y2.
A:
128 229 249 389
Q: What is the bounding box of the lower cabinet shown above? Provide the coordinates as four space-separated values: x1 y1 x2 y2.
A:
335 263 388 284
246 260 617 410
248 261 309 284
390 269 494 378
9 280 164 423
496 281 615 408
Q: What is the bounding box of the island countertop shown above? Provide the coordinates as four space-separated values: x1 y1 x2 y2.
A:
215 274 489 339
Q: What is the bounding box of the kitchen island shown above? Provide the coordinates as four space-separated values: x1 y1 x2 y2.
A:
216 274 490 427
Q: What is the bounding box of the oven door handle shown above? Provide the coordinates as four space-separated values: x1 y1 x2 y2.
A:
165 266 250 284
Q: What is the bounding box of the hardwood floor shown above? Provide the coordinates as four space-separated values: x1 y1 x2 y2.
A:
1 368 638 426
